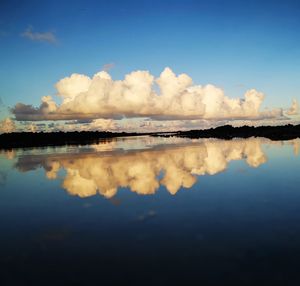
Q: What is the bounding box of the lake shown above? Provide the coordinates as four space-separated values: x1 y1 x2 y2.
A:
1 136 300 285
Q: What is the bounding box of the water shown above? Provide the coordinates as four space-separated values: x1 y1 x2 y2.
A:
0 136 300 285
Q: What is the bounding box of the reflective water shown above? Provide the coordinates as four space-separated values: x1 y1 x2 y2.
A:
0 136 300 285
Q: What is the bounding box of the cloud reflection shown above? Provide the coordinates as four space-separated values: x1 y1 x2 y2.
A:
11 137 294 199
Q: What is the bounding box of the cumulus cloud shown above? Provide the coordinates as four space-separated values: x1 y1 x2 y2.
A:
287 99 299 116
12 68 282 123
21 25 57 44
27 123 38 132
42 118 117 132
0 118 16 134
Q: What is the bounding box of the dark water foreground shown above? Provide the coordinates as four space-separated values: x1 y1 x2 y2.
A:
0 136 300 285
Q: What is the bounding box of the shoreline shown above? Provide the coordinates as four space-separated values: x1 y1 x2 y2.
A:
1 124 300 149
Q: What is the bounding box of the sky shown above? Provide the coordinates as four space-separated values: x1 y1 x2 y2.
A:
0 0 300 132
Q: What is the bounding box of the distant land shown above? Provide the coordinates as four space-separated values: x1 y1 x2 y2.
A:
0 124 300 149
0 131 148 149
156 124 300 140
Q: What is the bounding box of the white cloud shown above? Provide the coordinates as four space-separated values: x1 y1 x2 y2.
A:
12 67 282 124
287 99 299 116
52 118 117 132
27 123 38 132
0 118 15 134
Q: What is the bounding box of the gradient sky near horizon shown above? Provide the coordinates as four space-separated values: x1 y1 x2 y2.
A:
0 0 300 131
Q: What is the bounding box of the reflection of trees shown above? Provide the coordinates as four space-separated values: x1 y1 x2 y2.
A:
14 137 273 198
0 150 16 186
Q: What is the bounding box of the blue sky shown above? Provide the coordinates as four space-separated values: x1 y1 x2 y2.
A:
0 0 300 130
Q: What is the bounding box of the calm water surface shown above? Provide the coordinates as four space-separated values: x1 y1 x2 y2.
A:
1 136 300 285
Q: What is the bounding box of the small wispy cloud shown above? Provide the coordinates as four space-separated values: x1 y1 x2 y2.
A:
102 62 115 71
21 25 57 44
